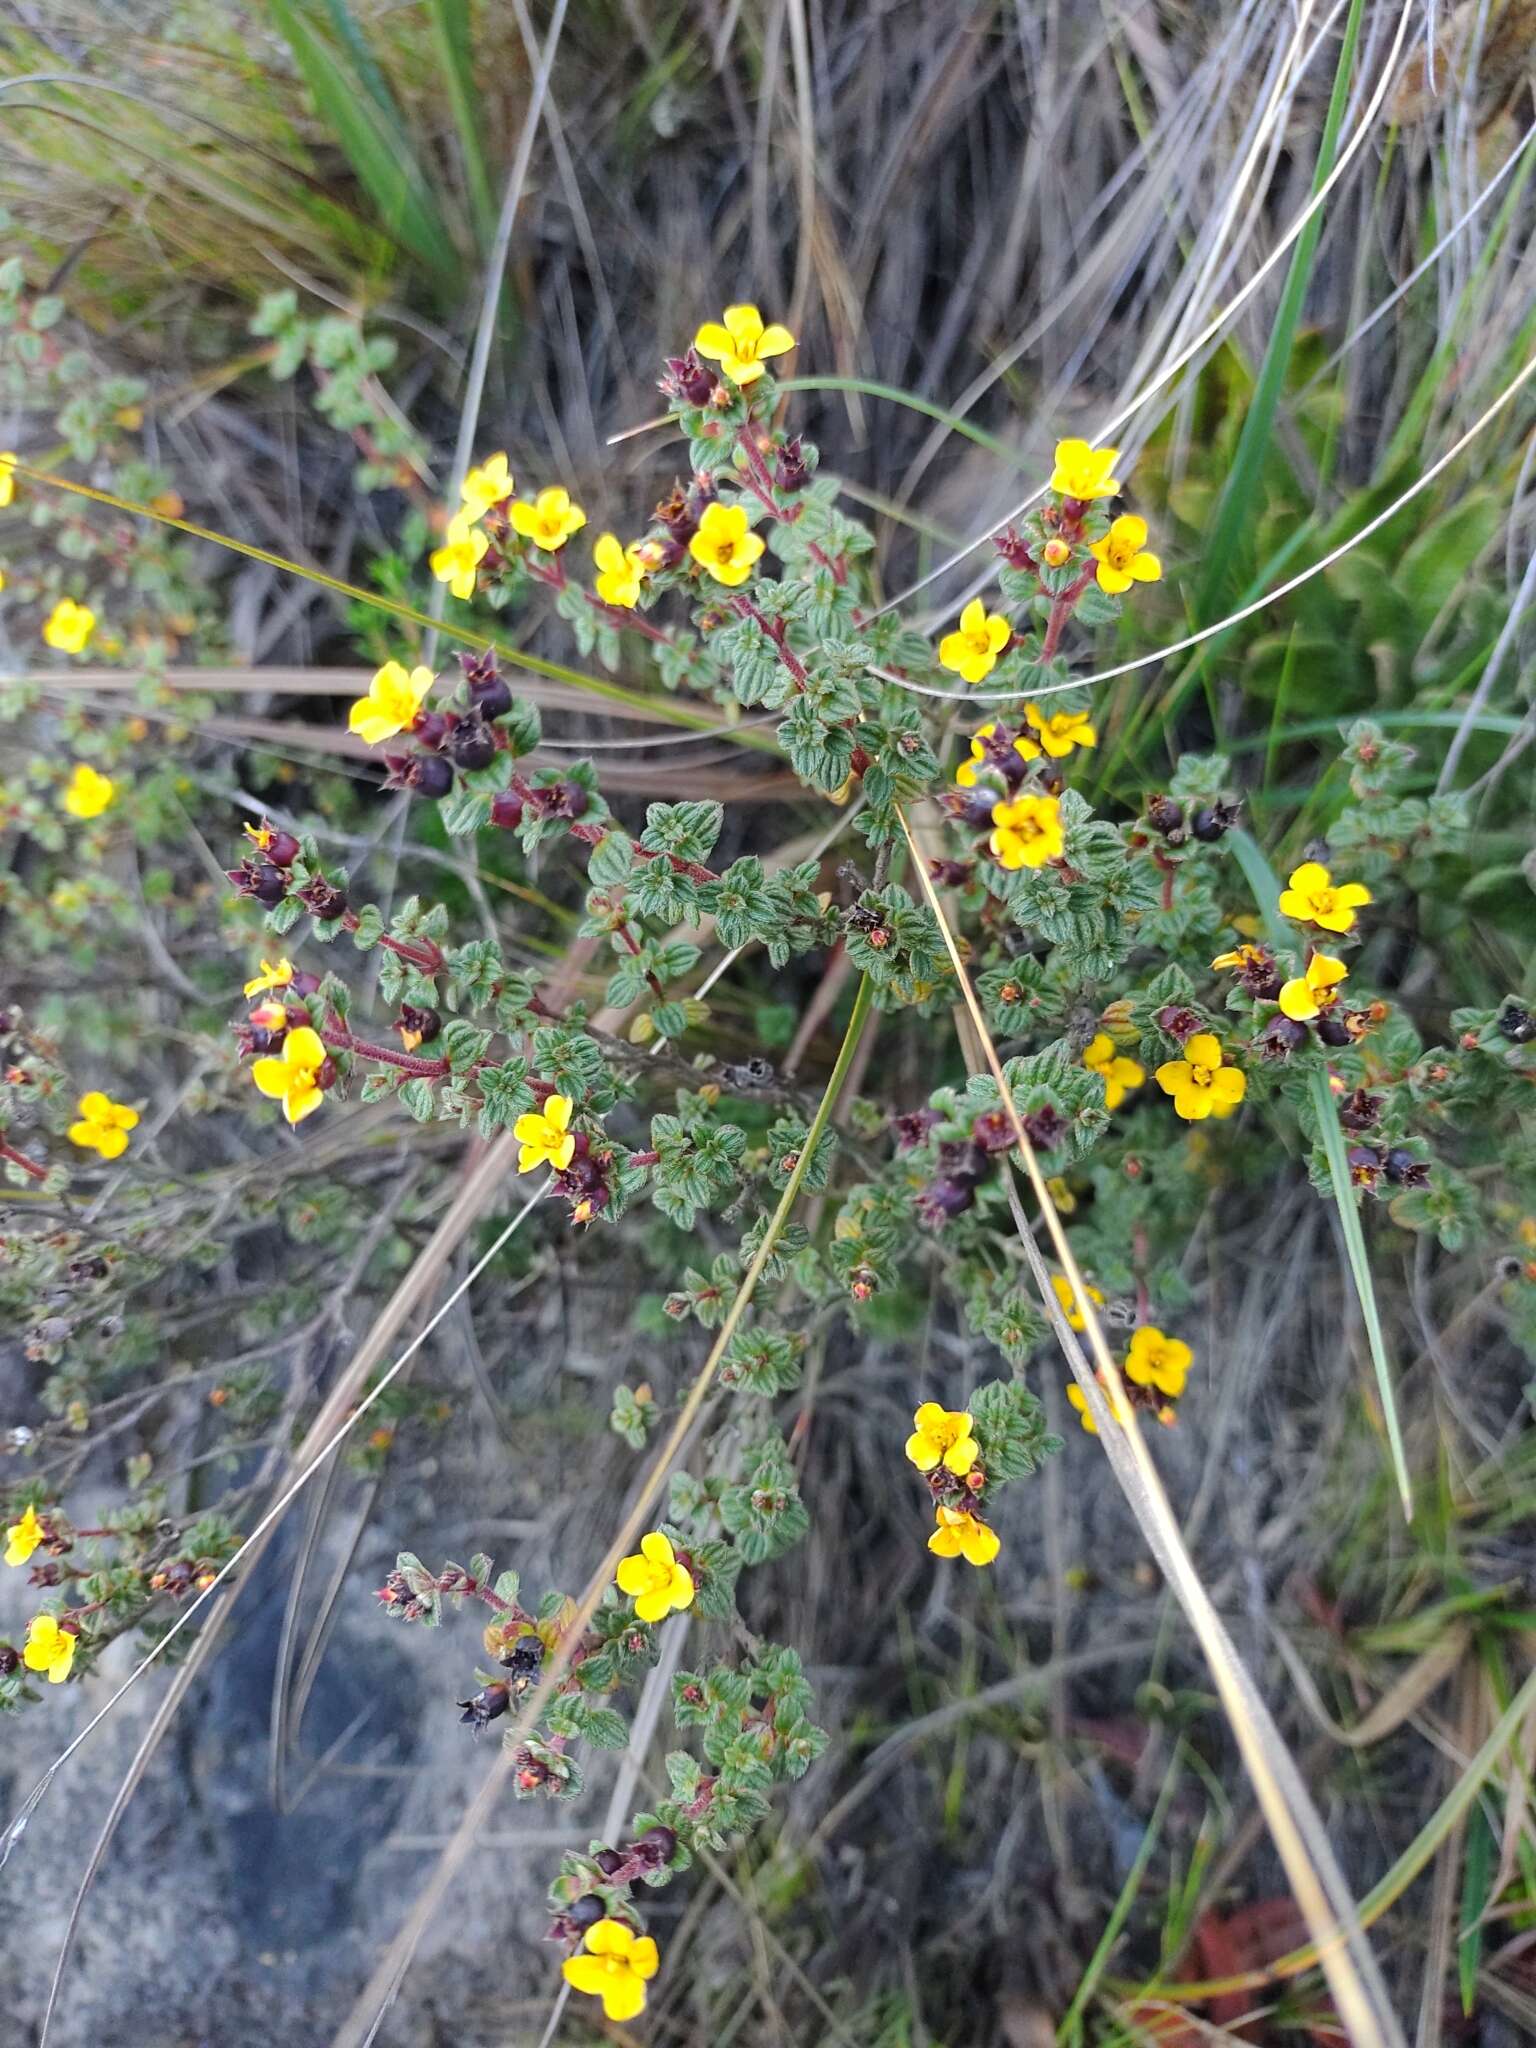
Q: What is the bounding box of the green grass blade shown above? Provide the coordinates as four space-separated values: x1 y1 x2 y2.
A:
1196 0 1367 617
779 376 1030 468
264 0 461 291
1228 828 1412 1520
426 0 496 246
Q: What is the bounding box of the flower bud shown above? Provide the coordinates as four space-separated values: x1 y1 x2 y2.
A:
567 1894 607 1931
297 877 348 921
661 350 715 407
413 709 452 752
1316 1014 1352 1048
0 1645 18 1675
1383 1147 1430 1188
1338 1087 1383 1131
1190 798 1242 843
994 527 1032 571
469 672 513 720
633 1824 677 1867
1145 793 1185 840
397 1004 442 1049
1041 537 1071 569
458 648 500 689
1255 1015 1309 1060
776 436 811 493
458 1681 511 1732
448 717 497 771
490 790 525 831
1155 1005 1202 1044
1499 1003 1535 1044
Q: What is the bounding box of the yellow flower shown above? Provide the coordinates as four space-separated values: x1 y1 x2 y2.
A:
1082 1032 1144 1110
5 1504 44 1568
1051 1272 1104 1332
615 1530 695 1623
23 1613 76 1684
1024 702 1097 758
251 1024 328 1126
61 763 116 819
1154 1032 1246 1122
562 1918 660 2022
938 598 1012 684
1066 1383 1098 1434
688 501 765 586
955 722 1038 787
593 532 650 609
459 452 514 521
1278 953 1348 1022
509 485 587 552
693 303 795 386
429 512 490 599
0 449 15 505
1211 943 1267 972
513 1093 576 1174
904 1402 979 1477
67 1091 139 1159
1045 1175 1077 1215
1277 861 1372 935
1125 1325 1193 1398
989 792 1064 870
1089 514 1162 595
348 661 435 747
243 957 294 999
1050 438 1121 501
928 1504 1000 1568
43 598 96 654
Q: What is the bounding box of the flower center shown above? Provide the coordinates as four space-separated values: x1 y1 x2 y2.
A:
1190 1063 1213 1087
1107 537 1136 569
1313 888 1336 915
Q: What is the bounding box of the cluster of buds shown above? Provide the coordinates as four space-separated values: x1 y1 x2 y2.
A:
148 1556 217 1598
1344 1144 1430 1192
374 1568 433 1622
225 817 301 906
489 772 590 835
547 1826 681 1944
552 1131 616 1227
647 473 720 566
909 1101 1063 1228
381 649 518 796
1144 792 1242 846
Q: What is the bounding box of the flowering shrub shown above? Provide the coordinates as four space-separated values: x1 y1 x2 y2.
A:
4 289 1534 2031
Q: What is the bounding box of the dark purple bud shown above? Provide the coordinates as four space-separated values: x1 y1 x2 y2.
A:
892 1108 941 1151
1498 1003 1535 1044
297 876 348 921
1145 793 1185 840
458 648 500 690
970 1107 1014 1154
661 349 715 407
411 753 455 798
1338 1087 1383 1132
1316 1015 1353 1048
1255 1015 1310 1061
1022 1104 1068 1150
1383 1147 1430 1188
567 1895 607 1931
1190 798 1242 843
490 790 525 832
458 1682 511 1732
1156 1006 1202 1044
1346 1145 1382 1189
776 436 811 493
448 717 497 771
994 526 1033 571
413 709 452 753
915 1178 976 1226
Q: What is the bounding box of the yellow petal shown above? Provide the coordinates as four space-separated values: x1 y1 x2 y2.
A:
640 1530 674 1567
693 322 733 361
616 1555 652 1596
284 1026 326 1070
251 1057 291 1100
755 323 795 357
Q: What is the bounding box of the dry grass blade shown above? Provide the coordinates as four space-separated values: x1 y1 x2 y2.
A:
328 975 875 2048
899 809 1406 2048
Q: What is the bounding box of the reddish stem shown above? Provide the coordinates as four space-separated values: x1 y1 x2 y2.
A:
1040 565 1097 662
0 1137 48 1182
340 911 443 975
731 594 808 690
